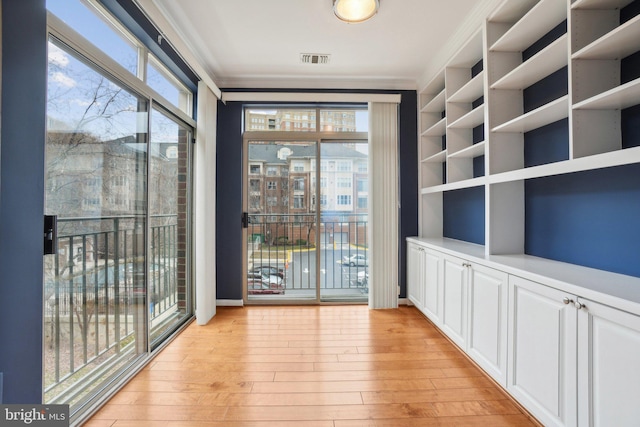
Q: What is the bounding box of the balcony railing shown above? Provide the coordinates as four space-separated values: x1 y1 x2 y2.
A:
247 213 369 297
43 215 178 404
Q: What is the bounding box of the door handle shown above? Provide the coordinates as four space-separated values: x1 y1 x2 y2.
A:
242 212 249 228
44 215 58 255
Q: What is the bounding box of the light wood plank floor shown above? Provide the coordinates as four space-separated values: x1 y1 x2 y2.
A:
85 305 538 426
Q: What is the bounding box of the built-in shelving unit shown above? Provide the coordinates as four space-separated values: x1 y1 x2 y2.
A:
570 0 640 157
416 0 640 264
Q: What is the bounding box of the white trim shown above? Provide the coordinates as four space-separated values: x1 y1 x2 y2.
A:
135 0 221 99
216 299 245 307
222 92 401 104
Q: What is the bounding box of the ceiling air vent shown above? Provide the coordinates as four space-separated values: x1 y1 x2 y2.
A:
300 53 331 65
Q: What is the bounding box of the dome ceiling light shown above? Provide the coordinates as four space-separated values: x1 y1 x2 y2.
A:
333 0 379 23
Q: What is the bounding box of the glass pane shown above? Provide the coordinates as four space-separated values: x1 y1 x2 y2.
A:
247 141 317 300
245 109 316 131
147 55 192 115
320 109 368 132
44 40 148 409
47 0 138 75
149 108 192 344
320 142 369 302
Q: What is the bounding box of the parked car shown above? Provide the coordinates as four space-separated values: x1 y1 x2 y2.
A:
343 253 368 266
247 278 285 295
248 271 282 286
251 265 284 279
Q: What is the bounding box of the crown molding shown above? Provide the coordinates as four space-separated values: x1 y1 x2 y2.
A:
417 0 503 90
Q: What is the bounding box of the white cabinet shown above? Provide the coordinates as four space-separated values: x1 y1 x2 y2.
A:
407 243 443 326
422 248 443 326
406 242 425 311
577 298 640 427
441 254 469 349
508 275 578 427
439 252 509 385
467 262 508 385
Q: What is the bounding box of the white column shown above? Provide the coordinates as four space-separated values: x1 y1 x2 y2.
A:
195 81 217 324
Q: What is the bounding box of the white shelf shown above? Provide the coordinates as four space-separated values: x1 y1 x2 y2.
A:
572 14 640 60
573 77 640 110
493 95 569 133
422 117 447 136
448 141 486 159
421 176 487 194
423 150 447 163
449 29 483 67
490 0 567 52
448 105 485 129
571 0 636 9
421 89 446 113
488 145 640 185
491 34 568 90
448 71 485 103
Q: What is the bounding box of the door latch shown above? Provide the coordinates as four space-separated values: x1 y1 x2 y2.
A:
44 215 58 255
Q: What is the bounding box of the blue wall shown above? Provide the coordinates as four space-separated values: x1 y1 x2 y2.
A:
525 164 640 277
216 91 418 299
443 186 485 245
0 0 47 403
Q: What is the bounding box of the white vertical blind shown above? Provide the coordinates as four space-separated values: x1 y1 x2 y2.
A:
368 102 399 309
195 81 217 324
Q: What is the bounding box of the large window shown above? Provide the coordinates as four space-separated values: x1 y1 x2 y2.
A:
45 0 195 421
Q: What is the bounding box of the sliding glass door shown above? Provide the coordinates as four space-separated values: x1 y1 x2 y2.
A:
43 36 193 414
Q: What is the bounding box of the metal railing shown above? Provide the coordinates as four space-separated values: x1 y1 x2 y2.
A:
247 213 369 295
43 215 178 402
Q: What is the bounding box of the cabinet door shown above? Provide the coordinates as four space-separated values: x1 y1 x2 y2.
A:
467 263 508 386
578 299 640 427
508 276 577 427
406 243 424 310
441 254 467 349
422 249 443 326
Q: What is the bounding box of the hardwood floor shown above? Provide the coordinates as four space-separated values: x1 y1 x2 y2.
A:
85 305 538 426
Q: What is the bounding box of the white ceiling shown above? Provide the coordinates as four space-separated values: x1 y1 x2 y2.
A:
151 0 501 90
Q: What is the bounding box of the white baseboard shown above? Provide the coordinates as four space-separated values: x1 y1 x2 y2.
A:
398 298 410 305
216 299 244 307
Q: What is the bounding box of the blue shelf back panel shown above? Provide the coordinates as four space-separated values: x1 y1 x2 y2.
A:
524 118 569 167
523 20 567 62
523 67 568 113
525 163 640 278
621 0 640 24
622 104 640 148
473 155 485 178
443 186 485 245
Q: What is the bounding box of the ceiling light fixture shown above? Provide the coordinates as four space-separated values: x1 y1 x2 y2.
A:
333 0 379 23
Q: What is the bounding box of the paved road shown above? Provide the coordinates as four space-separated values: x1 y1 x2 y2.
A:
284 249 368 290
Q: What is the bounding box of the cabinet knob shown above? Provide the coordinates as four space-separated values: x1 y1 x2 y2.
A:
562 297 573 305
574 301 586 310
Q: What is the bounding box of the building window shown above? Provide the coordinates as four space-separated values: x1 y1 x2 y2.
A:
337 161 351 172
320 195 327 206
293 161 304 172
294 195 305 209
320 177 327 188
337 195 351 205
358 197 368 209
337 177 352 188
267 196 277 207
357 179 368 192
358 163 368 173
250 179 260 191
267 181 277 190
250 196 261 209
293 178 305 191
267 167 277 176
250 165 260 174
